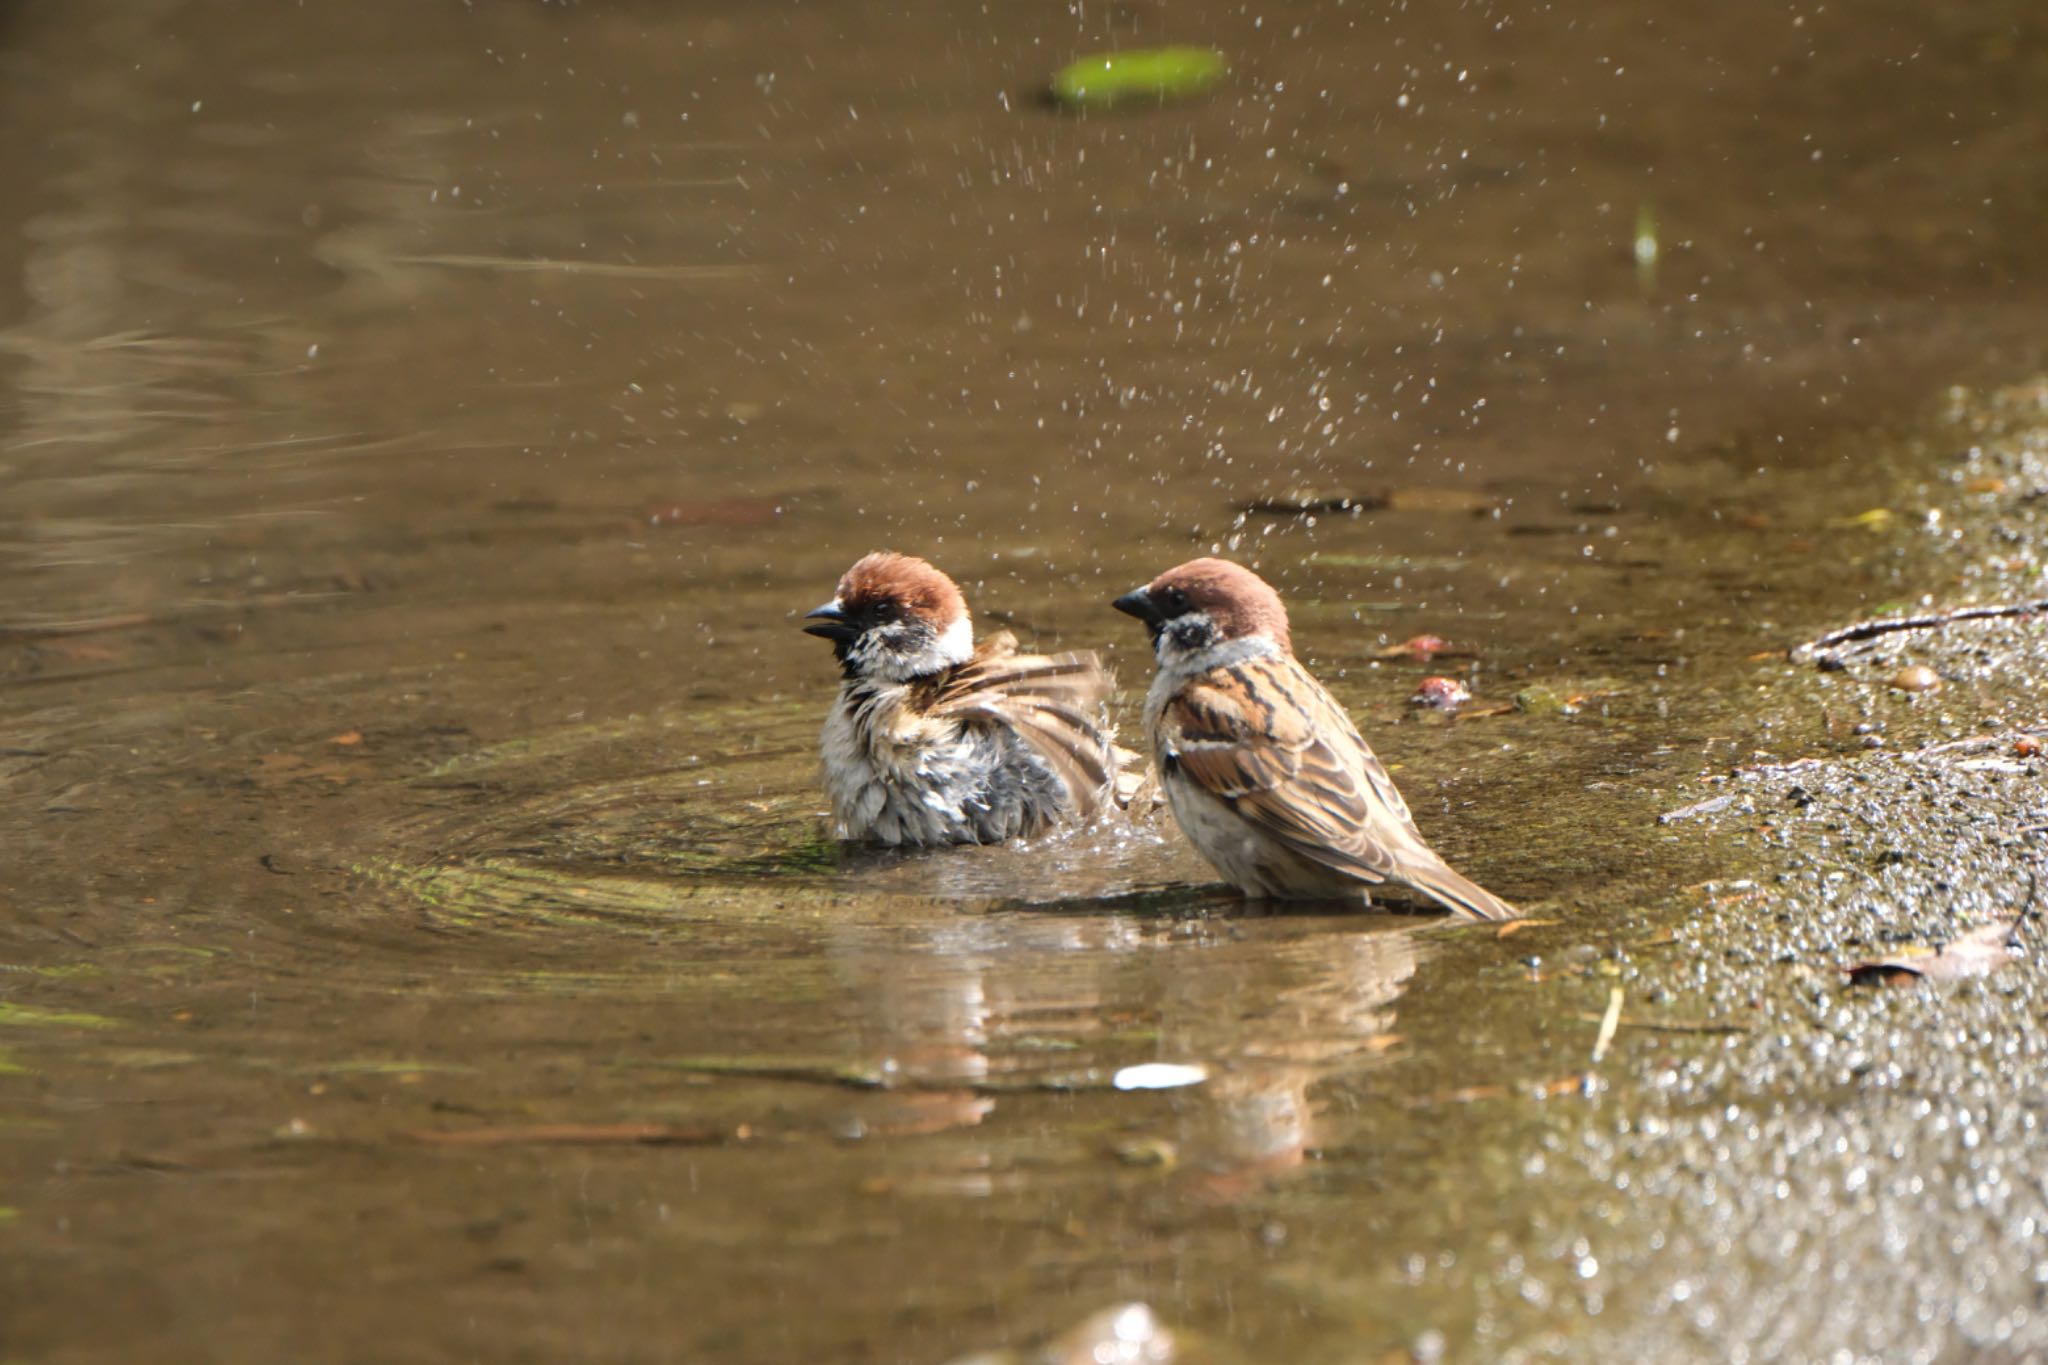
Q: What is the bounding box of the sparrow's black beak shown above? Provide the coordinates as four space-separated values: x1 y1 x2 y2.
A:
802 600 859 643
1112 587 1163 626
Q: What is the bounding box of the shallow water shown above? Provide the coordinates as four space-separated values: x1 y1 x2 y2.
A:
3 3 2046 1361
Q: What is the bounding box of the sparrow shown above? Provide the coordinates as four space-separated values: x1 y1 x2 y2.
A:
1112 557 1518 921
802 552 1119 846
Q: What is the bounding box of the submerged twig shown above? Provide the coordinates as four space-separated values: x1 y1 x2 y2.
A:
0 612 152 643
1901 727 2048 762
1657 792 1737 825
409 1121 726 1148
1791 597 2048 669
1572 1013 1750 1036
393 254 758 282
648 1057 888 1090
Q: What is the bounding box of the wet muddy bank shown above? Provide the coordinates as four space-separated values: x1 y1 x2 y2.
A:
1509 379 2048 1361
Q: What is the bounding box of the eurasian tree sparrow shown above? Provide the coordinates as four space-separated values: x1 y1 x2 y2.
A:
804 552 1118 846
1113 557 1518 921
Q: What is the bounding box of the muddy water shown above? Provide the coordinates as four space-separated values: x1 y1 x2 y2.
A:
3 2 2046 1361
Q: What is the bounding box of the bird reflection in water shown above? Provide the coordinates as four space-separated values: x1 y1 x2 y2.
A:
826 905 1424 1203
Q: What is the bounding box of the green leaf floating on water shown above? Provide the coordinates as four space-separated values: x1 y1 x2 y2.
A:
1050 47 1227 110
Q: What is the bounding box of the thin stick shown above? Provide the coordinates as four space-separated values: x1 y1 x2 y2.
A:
1792 598 2048 666
1573 1013 1751 1036
394 254 759 282
1902 727 2048 761
409 1122 723 1148
0 612 152 642
1590 986 1624 1064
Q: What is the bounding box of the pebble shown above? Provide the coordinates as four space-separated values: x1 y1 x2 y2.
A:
1887 665 1941 692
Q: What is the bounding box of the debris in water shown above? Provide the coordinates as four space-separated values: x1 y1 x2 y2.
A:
1239 487 1503 517
1589 986 1623 1064
1048 47 1227 111
1658 792 1738 824
1826 507 1897 530
1886 664 1941 693
254 753 351 785
1111 1062 1207 1091
1789 595 2048 669
1410 676 1471 710
1513 685 1575 716
1633 202 1659 293
409 1121 728 1147
0 612 153 643
1376 634 1455 661
1903 728 2048 761
1845 913 2029 986
1108 1136 1179 1168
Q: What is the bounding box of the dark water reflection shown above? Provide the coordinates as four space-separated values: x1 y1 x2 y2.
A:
3 1 2045 1360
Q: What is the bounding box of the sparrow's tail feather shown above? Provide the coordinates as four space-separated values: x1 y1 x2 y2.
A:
1002 701 1116 817
934 640 1119 817
1402 857 1519 922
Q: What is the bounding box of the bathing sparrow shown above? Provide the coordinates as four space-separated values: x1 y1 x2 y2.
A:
1113 557 1517 920
804 552 1118 846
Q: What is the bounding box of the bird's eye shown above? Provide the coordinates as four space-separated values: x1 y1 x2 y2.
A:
872 601 897 621
1163 589 1188 612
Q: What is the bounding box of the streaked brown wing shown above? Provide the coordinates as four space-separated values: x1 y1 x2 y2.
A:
1162 655 1420 883
930 632 1117 815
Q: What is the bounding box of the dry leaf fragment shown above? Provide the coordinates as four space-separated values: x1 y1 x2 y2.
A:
1844 914 2026 986
1375 634 1454 661
254 753 351 785
1410 676 1471 710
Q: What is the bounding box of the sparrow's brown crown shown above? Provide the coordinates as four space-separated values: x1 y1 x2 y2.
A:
837 552 968 628
1146 558 1292 654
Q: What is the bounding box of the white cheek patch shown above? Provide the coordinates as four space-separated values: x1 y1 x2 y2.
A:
935 615 973 666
